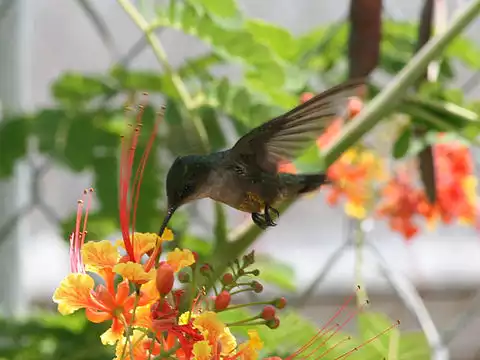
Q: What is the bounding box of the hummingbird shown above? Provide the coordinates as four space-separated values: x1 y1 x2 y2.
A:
159 79 365 235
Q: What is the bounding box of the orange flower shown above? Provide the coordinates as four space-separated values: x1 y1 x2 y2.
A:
53 236 159 345
376 139 478 240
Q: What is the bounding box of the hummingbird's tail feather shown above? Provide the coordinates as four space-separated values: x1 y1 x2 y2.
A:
297 173 330 195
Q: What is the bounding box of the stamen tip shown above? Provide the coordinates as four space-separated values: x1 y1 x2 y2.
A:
77 200 84 204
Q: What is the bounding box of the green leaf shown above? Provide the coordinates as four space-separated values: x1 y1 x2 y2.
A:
245 19 297 59
177 53 223 80
32 109 67 155
180 235 213 258
0 117 29 178
189 0 238 18
51 72 113 106
156 4 286 87
110 66 179 98
92 154 119 218
357 312 400 358
398 332 430 360
197 106 227 151
447 36 480 69
164 98 204 155
63 114 95 171
393 126 412 159
255 255 296 291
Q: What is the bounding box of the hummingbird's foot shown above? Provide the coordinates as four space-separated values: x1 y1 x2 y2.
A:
264 205 279 227
252 212 268 229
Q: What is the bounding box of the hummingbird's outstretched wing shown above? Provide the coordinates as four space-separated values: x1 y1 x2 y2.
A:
229 78 366 174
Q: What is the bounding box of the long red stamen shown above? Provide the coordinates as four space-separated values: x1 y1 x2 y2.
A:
71 197 84 273
286 286 361 360
131 104 163 244
314 336 351 360
333 320 401 360
303 301 369 359
119 126 135 262
81 188 94 249
128 101 147 241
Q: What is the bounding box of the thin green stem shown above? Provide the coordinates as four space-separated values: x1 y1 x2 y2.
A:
119 315 135 360
116 0 210 152
225 315 260 326
217 301 273 312
353 220 368 307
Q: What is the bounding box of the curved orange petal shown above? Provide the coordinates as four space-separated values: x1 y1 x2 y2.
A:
114 280 130 305
52 273 94 315
85 308 112 323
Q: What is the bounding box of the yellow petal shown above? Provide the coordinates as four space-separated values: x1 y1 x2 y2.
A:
219 327 237 356
247 329 263 350
117 230 174 258
462 176 477 205
114 330 147 360
82 240 119 272
167 248 195 272
193 311 225 342
52 273 94 315
193 340 212 360
139 279 159 304
113 261 155 283
133 305 153 329
345 201 366 219
179 311 194 325
100 326 123 346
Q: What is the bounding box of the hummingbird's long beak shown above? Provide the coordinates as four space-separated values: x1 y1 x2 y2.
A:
158 206 176 237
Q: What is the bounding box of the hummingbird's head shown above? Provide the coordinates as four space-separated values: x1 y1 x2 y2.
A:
165 155 211 210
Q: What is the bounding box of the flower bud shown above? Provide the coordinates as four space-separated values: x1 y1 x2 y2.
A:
215 290 231 311
200 264 212 276
178 271 190 283
251 269 260 276
222 273 234 285
266 317 280 329
243 250 255 267
251 281 263 293
155 262 174 296
261 305 276 320
192 251 199 262
274 297 287 309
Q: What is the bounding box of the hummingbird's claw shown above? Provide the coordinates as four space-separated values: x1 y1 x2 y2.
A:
252 212 268 229
264 205 279 227
252 205 280 229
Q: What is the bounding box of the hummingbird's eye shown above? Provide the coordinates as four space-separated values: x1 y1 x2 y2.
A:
182 184 194 196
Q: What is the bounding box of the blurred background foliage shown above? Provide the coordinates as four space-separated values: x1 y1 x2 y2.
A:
0 0 479 358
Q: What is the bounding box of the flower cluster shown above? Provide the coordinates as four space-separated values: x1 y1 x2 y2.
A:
376 141 477 239
300 91 478 240
52 101 283 360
